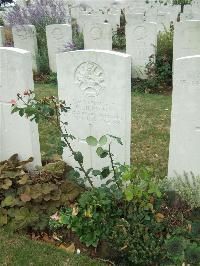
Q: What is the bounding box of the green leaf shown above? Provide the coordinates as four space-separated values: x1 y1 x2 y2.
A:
86 136 98 146
18 175 29 185
69 169 80 179
1 178 12 190
122 171 131 181
124 185 134 201
19 109 25 117
0 208 7 226
99 135 107 146
73 152 83 164
108 135 123 145
1 196 16 207
96 147 108 158
92 170 101 176
101 167 110 178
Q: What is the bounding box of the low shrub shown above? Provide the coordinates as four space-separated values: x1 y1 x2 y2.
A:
33 72 57 84
134 28 173 94
113 11 126 51
166 173 200 209
112 27 126 51
49 167 200 265
72 23 84 50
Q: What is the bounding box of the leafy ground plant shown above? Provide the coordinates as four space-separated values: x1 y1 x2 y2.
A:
50 166 200 265
12 89 200 265
0 154 82 231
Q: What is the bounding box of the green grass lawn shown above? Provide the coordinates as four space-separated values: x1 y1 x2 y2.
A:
0 228 106 266
35 83 172 178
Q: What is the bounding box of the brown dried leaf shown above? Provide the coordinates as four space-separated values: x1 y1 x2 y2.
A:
58 243 75 254
20 194 31 202
155 213 165 222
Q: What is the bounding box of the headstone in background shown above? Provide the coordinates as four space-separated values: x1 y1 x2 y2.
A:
126 21 157 79
83 22 112 50
46 24 72 73
12 25 38 71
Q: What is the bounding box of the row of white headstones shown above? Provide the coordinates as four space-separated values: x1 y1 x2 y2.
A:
0 2 199 77
0 38 200 186
0 10 175 79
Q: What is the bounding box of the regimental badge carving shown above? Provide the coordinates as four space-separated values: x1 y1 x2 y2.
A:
51 28 64 40
133 26 146 40
89 26 102 40
75 61 105 97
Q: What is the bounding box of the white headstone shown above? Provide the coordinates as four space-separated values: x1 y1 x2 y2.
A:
168 55 200 178
0 47 41 167
78 13 106 32
83 22 112 50
57 50 131 187
126 21 157 79
105 12 121 32
126 12 145 25
12 25 38 71
0 26 5 47
173 20 200 60
46 24 72 73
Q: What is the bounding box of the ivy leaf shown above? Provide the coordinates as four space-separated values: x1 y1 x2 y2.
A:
96 147 108 158
73 152 83 164
86 136 98 146
99 135 107 146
